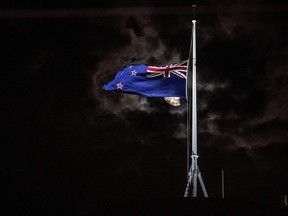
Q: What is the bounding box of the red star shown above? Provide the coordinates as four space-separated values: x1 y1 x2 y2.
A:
131 70 137 76
117 82 123 89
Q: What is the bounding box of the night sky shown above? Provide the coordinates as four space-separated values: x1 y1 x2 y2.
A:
3 0 288 214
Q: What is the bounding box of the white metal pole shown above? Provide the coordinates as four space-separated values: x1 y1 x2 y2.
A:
191 19 198 197
184 17 194 198
184 5 208 198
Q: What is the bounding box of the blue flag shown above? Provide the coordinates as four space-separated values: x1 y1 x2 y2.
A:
103 61 187 98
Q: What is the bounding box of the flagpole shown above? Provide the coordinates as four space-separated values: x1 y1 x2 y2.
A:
184 5 208 198
184 9 194 197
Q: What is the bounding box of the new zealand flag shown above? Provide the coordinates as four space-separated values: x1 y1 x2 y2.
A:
103 61 187 98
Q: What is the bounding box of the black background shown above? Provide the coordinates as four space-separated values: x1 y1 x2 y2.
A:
3 0 288 215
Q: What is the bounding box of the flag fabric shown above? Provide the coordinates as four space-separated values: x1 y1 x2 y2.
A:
103 61 187 98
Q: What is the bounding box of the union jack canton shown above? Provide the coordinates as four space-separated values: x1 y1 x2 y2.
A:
146 60 187 79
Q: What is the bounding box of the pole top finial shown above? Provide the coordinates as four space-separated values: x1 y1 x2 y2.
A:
192 5 196 19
